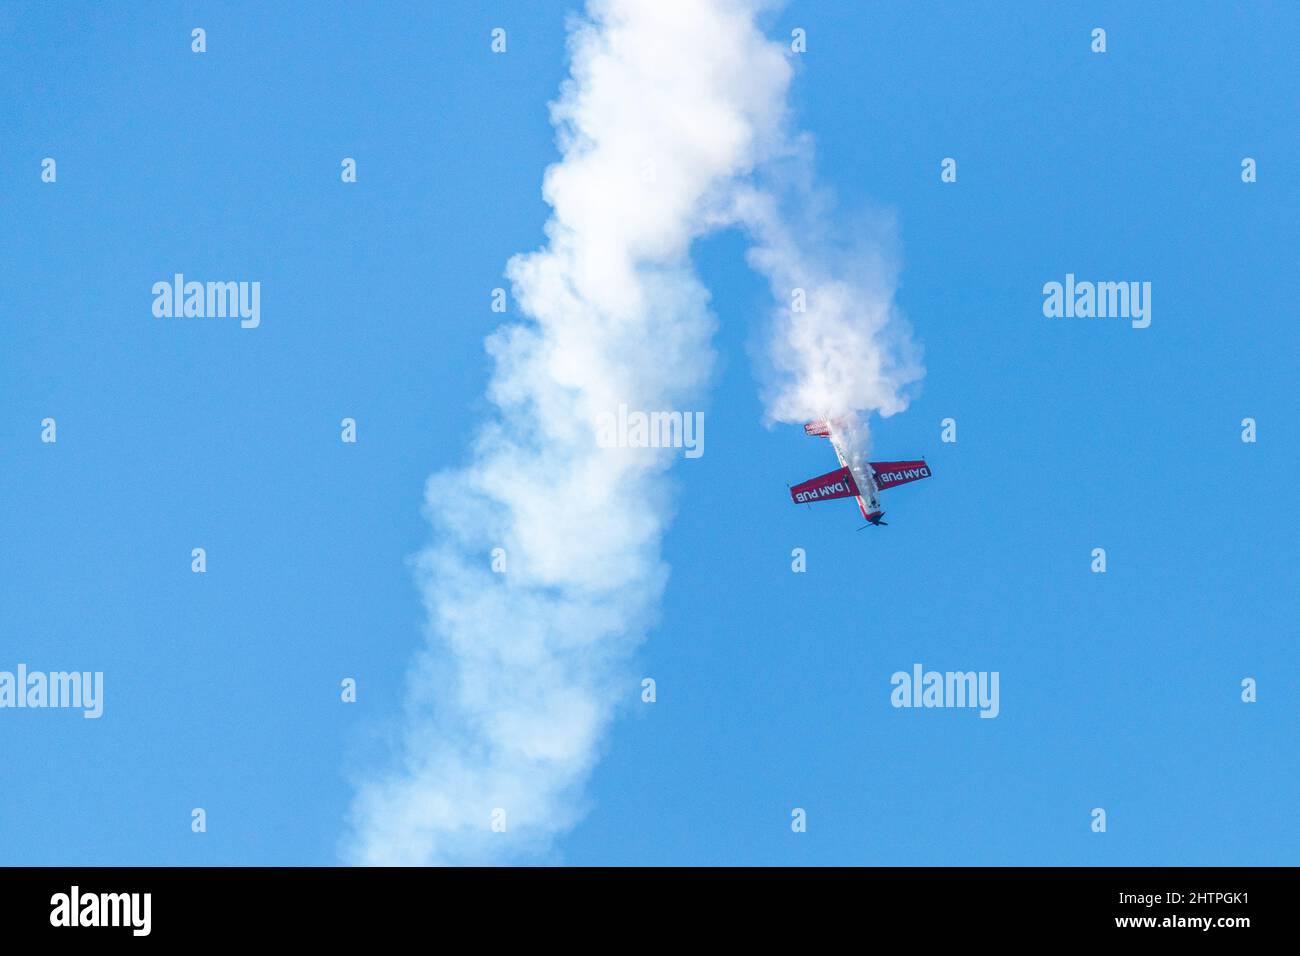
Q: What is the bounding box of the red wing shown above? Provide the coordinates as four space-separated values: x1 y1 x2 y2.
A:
869 460 932 490
790 466 860 504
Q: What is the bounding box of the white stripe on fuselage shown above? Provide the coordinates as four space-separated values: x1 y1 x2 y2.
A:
828 432 880 516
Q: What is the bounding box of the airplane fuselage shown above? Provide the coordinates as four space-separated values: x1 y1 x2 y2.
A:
828 433 884 523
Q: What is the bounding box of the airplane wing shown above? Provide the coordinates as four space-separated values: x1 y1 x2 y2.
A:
869 460 933 490
790 466 860 504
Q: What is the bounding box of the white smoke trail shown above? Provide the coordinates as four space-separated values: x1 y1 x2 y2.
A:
735 168 924 469
346 0 921 865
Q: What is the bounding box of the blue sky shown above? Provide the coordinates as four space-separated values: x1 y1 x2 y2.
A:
1 1 1296 865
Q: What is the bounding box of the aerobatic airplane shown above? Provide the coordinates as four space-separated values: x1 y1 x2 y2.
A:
790 419 932 527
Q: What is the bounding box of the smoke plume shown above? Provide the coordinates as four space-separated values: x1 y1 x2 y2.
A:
346 0 921 865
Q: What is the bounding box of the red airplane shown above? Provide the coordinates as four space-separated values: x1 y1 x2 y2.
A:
790 419 932 527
